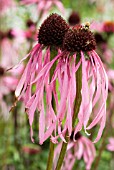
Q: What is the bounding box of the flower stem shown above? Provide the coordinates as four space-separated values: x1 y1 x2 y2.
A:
46 141 55 170
72 53 82 128
46 47 57 170
55 53 82 170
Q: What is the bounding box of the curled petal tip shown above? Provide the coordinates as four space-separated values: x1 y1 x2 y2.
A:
85 129 91 136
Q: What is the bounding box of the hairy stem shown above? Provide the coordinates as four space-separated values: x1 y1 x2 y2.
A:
55 53 82 170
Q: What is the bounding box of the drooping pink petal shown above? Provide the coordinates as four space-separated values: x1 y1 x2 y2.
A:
39 101 45 145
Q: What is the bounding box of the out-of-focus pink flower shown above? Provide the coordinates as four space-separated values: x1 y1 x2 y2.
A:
21 0 65 16
0 65 24 98
0 30 24 67
106 68 114 128
0 65 24 119
90 21 103 32
102 21 114 33
54 134 96 170
90 21 114 33
0 0 14 13
107 69 114 93
12 28 37 42
12 20 37 42
107 138 114 152
94 32 114 65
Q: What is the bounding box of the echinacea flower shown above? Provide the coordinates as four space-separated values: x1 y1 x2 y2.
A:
11 20 37 43
54 133 96 170
90 21 114 34
102 21 114 33
0 30 22 67
61 25 108 143
107 137 114 152
94 32 113 65
14 13 69 143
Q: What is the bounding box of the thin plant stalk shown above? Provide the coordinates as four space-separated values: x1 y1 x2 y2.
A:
46 47 57 170
55 53 82 170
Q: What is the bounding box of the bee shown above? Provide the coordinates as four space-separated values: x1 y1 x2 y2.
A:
84 22 90 30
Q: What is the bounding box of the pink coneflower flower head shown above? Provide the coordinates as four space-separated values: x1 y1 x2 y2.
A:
23 19 37 41
0 29 21 67
68 11 81 26
94 32 113 65
14 13 69 143
107 137 114 152
54 133 96 170
0 0 14 13
61 23 108 143
90 21 103 32
102 21 114 34
0 65 24 120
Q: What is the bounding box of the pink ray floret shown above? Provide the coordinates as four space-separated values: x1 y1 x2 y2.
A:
54 135 96 170
107 138 114 152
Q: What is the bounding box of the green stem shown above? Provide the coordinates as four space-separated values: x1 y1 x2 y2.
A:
55 131 69 170
55 53 82 170
46 47 57 170
72 54 82 128
46 141 55 170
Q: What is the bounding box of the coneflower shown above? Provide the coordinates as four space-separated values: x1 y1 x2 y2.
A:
62 24 108 143
14 13 69 143
102 21 114 33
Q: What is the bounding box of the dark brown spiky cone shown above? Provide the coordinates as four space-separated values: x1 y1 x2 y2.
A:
63 25 96 52
38 13 69 47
